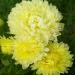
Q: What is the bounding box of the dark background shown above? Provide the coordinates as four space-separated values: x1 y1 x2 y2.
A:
0 0 75 75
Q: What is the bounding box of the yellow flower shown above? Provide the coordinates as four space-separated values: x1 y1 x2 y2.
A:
32 42 73 75
8 0 63 44
0 36 14 54
12 38 48 69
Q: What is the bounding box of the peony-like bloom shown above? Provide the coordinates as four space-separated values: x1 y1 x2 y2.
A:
32 42 73 75
12 38 48 69
0 36 14 54
8 0 63 44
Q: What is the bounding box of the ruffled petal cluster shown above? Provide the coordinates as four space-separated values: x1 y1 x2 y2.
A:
32 42 73 75
0 36 13 54
12 38 48 69
8 0 63 44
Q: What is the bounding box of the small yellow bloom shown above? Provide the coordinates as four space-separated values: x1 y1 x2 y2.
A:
0 36 14 54
12 38 47 69
8 0 63 44
32 42 73 75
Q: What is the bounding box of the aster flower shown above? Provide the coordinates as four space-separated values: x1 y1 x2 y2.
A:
8 0 63 44
12 38 48 69
0 36 14 54
32 42 73 75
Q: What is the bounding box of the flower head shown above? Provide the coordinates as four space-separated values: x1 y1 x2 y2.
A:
12 38 47 69
8 0 63 44
32 42 73 75
0 36 14 54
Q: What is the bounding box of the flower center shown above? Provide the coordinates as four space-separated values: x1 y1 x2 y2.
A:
29 16 45 29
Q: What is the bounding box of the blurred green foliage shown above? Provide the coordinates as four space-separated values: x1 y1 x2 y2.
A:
0 0 75 75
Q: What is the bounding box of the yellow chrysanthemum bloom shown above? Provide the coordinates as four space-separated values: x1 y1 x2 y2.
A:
32 42 73 75
0 36 14 54
8 0 63 44
12 38 48 69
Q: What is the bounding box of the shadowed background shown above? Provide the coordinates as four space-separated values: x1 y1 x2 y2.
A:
0 0 75 75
